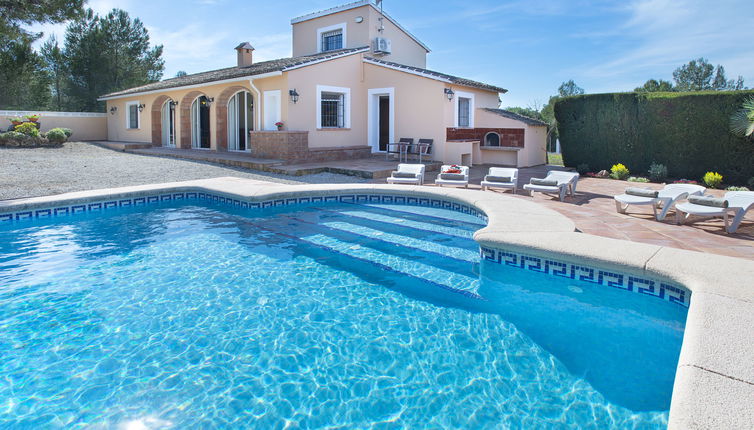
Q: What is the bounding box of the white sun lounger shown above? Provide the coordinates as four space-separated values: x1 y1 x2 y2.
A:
435 165 469 188
386 163 426 185
523 171 580 201
675 191 754 233
614 183 706 221
480 167 519 193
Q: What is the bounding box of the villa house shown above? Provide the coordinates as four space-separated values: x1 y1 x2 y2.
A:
99 0 547 167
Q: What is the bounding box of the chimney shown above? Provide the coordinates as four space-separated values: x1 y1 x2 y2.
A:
235 42 255 67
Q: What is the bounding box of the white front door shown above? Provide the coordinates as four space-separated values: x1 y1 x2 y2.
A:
263 90 281 131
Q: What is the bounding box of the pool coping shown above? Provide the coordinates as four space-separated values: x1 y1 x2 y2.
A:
1 177 752 429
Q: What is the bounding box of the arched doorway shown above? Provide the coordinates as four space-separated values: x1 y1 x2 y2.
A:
161 99 176 147
227 91 254 151
191 96 211 149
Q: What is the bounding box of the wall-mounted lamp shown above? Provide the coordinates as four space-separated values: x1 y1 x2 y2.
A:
204 97 215 107
109 106 118 115
169 100 178 108
289 89 300 104
444 88 455 101
137 103 146 112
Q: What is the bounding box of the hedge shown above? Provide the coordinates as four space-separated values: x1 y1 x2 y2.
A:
554 90 754 185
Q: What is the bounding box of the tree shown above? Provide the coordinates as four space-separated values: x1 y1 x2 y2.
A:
558 80 585 97
0 34 51 109
0 0 83 40
635 79 674 92
504 106 544 121
40 35 67 110
175 70 187 77
730 96 754 139
672 58 746 91
64 8 164 110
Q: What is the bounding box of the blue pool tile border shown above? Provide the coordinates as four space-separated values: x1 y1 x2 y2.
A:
480 246 690 308
0 192 488 224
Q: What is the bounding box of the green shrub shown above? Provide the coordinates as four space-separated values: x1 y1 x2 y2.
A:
555 90 754 185
627 176 650 183
0 131 24 141
610 163 630 180
703 171 723 189
60 128 73 138
726 186 750 191
576 163 590 174
647 162 668 183
14 122 40 137
46 128 68 144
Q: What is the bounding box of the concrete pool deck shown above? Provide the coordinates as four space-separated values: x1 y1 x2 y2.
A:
0 177 752 429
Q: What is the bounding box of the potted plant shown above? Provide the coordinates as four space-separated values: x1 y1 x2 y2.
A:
275 121 284 131
25 114 40 123
8 117 24 126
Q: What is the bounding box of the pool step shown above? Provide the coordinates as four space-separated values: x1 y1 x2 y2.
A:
324 209 475 239
319 221 478 263
297 232 480 295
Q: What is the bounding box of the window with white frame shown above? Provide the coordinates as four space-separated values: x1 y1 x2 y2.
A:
317 85 350 129
317 23 346 53
126 102 140 129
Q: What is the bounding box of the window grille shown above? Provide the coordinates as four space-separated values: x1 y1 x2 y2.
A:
458 98 470 127
128 104 139 129
321 92 345 128
321 30 343 52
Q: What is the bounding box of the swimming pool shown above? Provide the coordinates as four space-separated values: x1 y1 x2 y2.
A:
0 195 687 428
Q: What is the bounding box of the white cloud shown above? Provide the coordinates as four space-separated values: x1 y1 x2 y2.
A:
577 0 754 86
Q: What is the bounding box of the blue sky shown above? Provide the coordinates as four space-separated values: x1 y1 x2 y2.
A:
30 0 754 108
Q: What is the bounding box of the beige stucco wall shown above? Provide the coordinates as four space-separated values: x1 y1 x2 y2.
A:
363 62 446 157
1 111 107 141
100 55 531 167
104 75 287 148
292 4 427 68
287 53 366 149
365 7 428 68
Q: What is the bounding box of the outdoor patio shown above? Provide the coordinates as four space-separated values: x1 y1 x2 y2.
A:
410 165 754 260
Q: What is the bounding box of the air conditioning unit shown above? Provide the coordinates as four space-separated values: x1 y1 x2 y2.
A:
373 37 392 55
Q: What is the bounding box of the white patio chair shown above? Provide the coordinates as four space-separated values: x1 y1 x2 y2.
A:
435 165 469 188
614 183 706 221
481 167 519 194
675 191 754 233
386 163 425 185
523 170 580 201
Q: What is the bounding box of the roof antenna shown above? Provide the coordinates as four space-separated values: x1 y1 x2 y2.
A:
376 0 384 33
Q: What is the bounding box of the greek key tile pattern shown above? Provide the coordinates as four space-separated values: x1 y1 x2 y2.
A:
0 192 488 223
480 247 690 308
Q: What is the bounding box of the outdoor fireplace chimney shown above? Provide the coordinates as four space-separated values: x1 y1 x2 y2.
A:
235 42 255 67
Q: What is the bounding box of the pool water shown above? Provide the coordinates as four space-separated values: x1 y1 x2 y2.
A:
0 200 686 428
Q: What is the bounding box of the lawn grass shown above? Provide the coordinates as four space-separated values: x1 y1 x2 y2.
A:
547 152 564 166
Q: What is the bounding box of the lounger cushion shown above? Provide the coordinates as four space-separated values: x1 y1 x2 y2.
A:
530 178 558 186
688 195 729 208
393 172 418 178
440 173 465 180
485 175 512 183
625 187 659 198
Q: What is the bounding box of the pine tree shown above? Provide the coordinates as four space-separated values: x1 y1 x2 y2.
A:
64 8 164 111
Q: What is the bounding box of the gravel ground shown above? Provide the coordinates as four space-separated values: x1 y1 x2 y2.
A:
0 142 367 201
